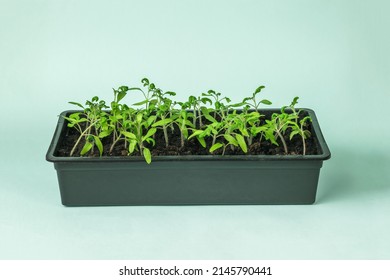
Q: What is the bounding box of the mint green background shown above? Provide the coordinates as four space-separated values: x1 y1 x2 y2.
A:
1 0 389 259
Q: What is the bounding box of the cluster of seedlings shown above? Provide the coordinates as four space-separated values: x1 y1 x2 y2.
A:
64 78 312 163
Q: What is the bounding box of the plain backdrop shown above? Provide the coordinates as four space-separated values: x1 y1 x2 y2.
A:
0 0 389 259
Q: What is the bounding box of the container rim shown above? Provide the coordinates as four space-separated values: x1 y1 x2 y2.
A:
46 109 331 163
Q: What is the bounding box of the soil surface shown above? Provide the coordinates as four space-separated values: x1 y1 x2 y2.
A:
55 111 320 157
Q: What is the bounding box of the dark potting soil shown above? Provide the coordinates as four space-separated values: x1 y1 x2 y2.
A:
55 112 320 158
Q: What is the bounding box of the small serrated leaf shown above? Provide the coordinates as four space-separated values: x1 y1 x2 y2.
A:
251 126 266 136
209 142 223 153
184 120 194 128
201 97 212 105
136 113 143 124
141 78 149 85
235 134 248 153
224 134 238 146
145 137 156 146
240 129 250 137
197 136 206 148
260 99 272 105
147 115 157 126
133 100 149 106
142 128 157 141
188 130 204 140
300 116 312 124
291 96 299 106
69 112 81 120
99 130 112 138
117 91 127 102
230 102 245 108
143 147 152 164
93 136 103 156
152 118 173 127
254 85 265 94
80 141 93 156
182 127 189 139
121 131 136 139
129 140 137 154
201 107 217 123
289 130 300 140
165 91 176 96
69 102 84 109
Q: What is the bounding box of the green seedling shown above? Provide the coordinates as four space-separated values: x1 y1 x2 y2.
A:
152 86 176 147
189 115 248 155
202 90 231 119
106 88 126 152
132 78 163 111
289 116 312 155
63 112 88 135
133 79 177 147
265 112 294 154
185 95 212 128
171 105 194 148
103 106 137 154
79 134 104 156
264 96 310 155
280 96 312 155
226 111 262 146
68 96 108 156
233 85 272 113
123 110 157 164
221 114 250 154
281 96 299 121
188 120 224 154
65 78 313 162
101 86 138 153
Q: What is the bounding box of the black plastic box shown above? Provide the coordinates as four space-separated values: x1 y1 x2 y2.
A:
46 109 331 206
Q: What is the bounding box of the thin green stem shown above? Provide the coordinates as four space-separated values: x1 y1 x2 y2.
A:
276 130 288 154
70 121 98 156
301 123 306 155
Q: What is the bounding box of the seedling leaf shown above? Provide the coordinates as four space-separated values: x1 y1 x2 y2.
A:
260 99 272 105
117 91 127 103
291 96 299 106
224 134 238 146
129 140 137 154
201 107 217 123
209 142 223 153
68 102 84 109
197 136 206 148
289 130 300 140
254 85 265 94
188 130 204 140
93 136 103 156
235 134 248 153
80 141 93 156
136 113 143 123
145 137 156 146
99 130 112 138
133 100 149 106
239 128 250 137
147 115 157 126
143 148 152 164
121 131 136 139
142 128 157 141
152 118 173 127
